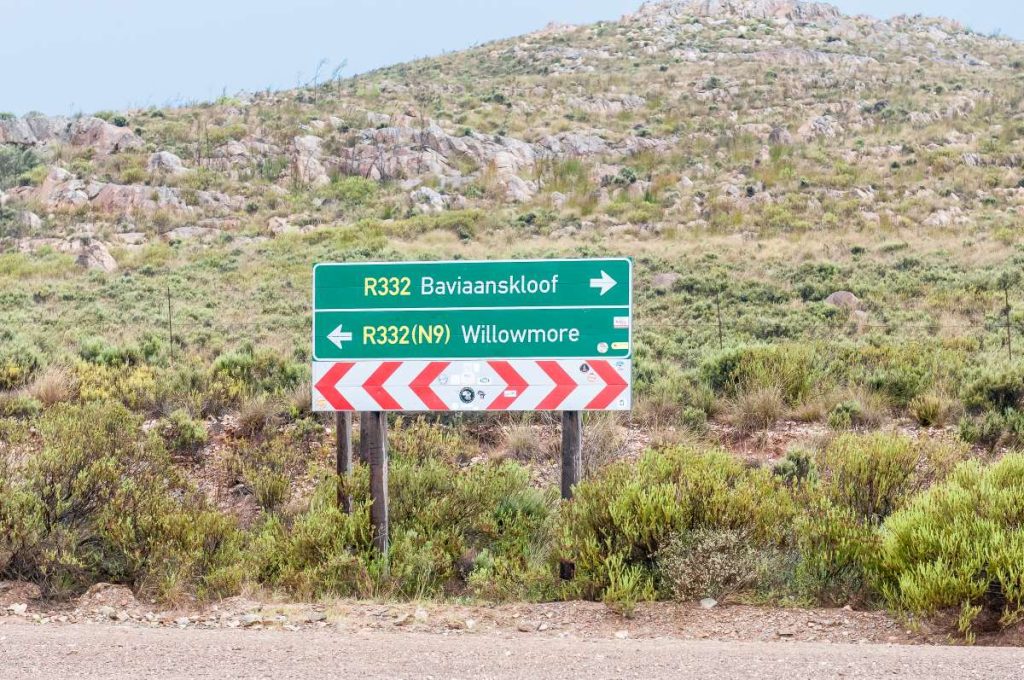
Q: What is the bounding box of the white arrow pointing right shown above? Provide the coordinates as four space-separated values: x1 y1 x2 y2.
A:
589 270 617 296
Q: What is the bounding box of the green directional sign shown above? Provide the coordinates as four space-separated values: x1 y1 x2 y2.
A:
312 258 632 361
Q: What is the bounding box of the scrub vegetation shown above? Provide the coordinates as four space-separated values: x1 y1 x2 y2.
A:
2 0 1024 639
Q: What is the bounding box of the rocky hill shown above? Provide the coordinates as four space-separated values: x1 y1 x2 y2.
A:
1 0 1022 265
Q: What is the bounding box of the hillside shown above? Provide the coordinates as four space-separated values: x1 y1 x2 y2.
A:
3 0 1024 638
2 0 1022 245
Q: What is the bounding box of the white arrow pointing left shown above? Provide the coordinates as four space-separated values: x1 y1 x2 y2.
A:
327 325 354 350
589 270 617 296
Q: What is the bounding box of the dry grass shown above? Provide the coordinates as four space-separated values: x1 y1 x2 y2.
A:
582 414 626 475
501 422 544 461
26 365 78 407
726 386 786 435
235 395 284 438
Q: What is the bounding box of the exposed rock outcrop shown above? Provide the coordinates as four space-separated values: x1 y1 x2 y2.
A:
0 114 142 154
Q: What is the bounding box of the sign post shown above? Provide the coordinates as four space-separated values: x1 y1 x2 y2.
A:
312 258 633 552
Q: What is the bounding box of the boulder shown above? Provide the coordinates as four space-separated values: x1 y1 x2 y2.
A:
652 272 682 292
768 126 793 145
17 211 42 230
65 117 143 154
293 135 330 187
62 237 118 272
410 187 447 214
147 151 188 176
825 291 862 311
503 174 536 203
164 226 222 243
798 115 842 140
0 117 37 145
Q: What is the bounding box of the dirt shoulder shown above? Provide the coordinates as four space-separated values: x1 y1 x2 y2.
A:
0 581 1005 646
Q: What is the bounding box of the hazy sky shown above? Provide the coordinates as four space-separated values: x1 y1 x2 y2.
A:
1 0 1020 116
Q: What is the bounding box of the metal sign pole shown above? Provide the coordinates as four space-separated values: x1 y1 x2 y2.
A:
335 412 353 513
560 410 582 580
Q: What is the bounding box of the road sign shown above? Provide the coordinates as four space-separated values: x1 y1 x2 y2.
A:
312 359 632 412
312 258 632 361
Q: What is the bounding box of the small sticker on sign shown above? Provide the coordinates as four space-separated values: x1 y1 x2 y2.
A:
613 317 630 329
504 390 518 398
611 342 629 350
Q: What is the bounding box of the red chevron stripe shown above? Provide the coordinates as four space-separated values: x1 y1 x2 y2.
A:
314 362 355 410
411 361 449 410
585 360 629 410
364 361 402 410
487 361 527 410
536 361 577 410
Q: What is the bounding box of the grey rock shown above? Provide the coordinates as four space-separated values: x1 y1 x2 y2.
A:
240 613 261 627
410 186 447 214
147 151 188 176
18 211 42 230
768 126 793 145
293 135 330 187
700 598 718 609
652 272 682 292
825 291 861 310
164 226 222 243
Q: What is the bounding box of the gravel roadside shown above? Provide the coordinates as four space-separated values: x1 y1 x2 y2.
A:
3 622 1024 680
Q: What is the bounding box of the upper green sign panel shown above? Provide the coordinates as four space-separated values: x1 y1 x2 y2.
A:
315 259 630 310
312 258 632 361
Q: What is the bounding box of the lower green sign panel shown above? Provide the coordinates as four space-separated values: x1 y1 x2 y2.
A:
313 308 631 360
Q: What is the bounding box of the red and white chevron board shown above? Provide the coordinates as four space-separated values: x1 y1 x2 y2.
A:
312 359 631 412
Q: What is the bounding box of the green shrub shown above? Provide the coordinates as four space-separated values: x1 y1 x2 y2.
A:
248 467 290 512
601 551 655 616
0 393 42 418
558 446 795 601
319 176 378 207
958 409 1024 452
78 337 145 367
773 448 817 486
816 433 963 523
794 498 879 605
701 344 815 404
909 392 955 427
963 364 1024 412
212 344 302 396
0 337 43 390
248 456 553 601
0 146 40 190
389 416 474 464
0 403 241 599
161 408 208 454
878 455 1024 635
827 400 863 429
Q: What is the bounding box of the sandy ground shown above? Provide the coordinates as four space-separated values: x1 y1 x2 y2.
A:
3 621 1024 680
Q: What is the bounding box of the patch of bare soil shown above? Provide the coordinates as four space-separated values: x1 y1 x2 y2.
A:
2 591 1006 646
